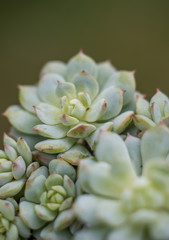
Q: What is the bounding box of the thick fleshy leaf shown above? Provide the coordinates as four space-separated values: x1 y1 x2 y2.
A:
40 222 72 240
74 227 108 240
15 216 31 238
141 125 169 164
74 195 125 226
6 198 18 211
26 162 40 178
17 137 32 166
12 156 26 180
97 61 116 90
19 201 46 230
79 159 133 198
63 175 76 197
95 86 123 120
40 61 67 77
28 166 48 181
73 71 99 100
125 135 142 175
136 96 151 119
6 223 18 240
67 123 96 138
0 178 25 198
136 95 151 119
144 161 169 190
33 124 69 139
35 138 76 154
34 103 61 125
9 127 45 151
59 197 73 211
3 133 17 150
4 145 17 162
54 209 75 231
60 114 79 126
96 131 134 170
133 115 156 131
70 99 86 119
19 85 41 113
0 150 7 159
112 111 134 134
0 199 15 220
78 92 91 108
0 160 12 173
150 102 162 124
107 226 143 240
164 100 169 117
45 174 63 190
25 175 46 203
58 144 91 166
4 105 40 135
34 205 56 221
49 159 76 181
56 81 76 99
150 89 169 111
38 73 65 105
67 51 97 81
85 122 114 150
105 71 136 106
0 172 13 186
32 151 58 166
85 99 107 122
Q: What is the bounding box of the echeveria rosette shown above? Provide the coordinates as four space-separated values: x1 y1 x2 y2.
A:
19 158 77 238
74 125 169 240
0 198 30 240
133 89 169 131
4 51 136 154
0 134 39 199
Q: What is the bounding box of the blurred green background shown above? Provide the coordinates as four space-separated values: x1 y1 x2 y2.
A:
0 0 169 141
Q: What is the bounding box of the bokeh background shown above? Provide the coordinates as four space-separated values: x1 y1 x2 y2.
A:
0 0 169 141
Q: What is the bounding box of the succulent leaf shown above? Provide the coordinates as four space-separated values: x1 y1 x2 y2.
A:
49 159 76 181
4 105 41 135
67 51 97 81
19 201 46 230
95 86 123 120
19 85 41 113
38 73 65 105
112 111 134 134
35 137 76 154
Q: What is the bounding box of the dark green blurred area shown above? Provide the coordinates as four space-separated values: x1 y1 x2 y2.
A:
0 0 169 141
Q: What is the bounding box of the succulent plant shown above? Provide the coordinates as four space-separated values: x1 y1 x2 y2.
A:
2 52 169 239
0 198 30 240
133 89 169 131
4 51 136 154
18 158 77 239
74 125 169 240
0 133 39 199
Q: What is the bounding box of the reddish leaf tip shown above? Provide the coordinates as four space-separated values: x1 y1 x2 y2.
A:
2 111 6 117
79 49 83 54
131 70 136 75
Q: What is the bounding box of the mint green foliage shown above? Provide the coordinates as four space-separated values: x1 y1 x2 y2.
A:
4 51 136 153
19 159 76 238
0 198 30 240
0 133 39 199
134 89 169 130
74 125 169 240
1 52 169 240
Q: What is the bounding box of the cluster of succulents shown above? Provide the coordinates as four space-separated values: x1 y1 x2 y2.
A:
0 51 168 239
